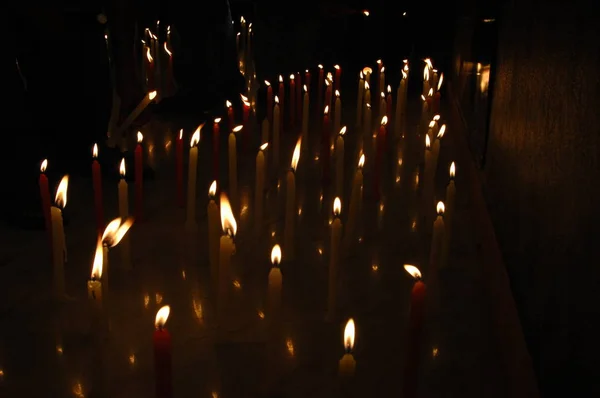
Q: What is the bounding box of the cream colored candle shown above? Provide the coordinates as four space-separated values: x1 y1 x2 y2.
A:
432 124 446 180
284 138 301 260
423 133 433 217
88 242 104 307
430 202 445 271
333 90 342 140
379 91 386 119
116 91 157 136
395 70 408 139
338 318 356 377
255 143 268 231
328 197 343 319
379 66 385 97
441 163 456 269
363 82 371 114
301 85 309 148
218 193 237 322
356 72 364 128
273 96 280 170
344 154 364 249
267 244 282 323
51 175 69 298
363 103 372 151
117 159 131 268
229 125 243 214
207 181 220 296
335 127 346 197
363 66 372 87
185 125 202 231
100 217 133 293
422 64 430 97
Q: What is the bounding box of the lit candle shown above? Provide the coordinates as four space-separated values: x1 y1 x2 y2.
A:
344 155 364 249
356 71 364 127
335 127 346 197
296 71 302 121
146 47 154 90
284 138 301 260
289 74 295 126
212 119 221 180
324 76 332 110
386 85 393 121
420 95 428 133
134 132 144 221
321 106 331 183
338 318 356 377
374 116 388 201
432 124 446 179
118 159 131 268
376 59 383 92
434 73 443 114
426 88 434 114
91 144 104 237
379 91 386 119
153 305 172 398
185 125 202 230
218 193 237 322
278 75 285 130
423 133 432 213
267 244 282 324
441 162 456 269
430 202 445 273
229 125 243 214
317 64 324 115
328 197 343 319
241 93 250 125
39 159 52 248
432 69 439 96
333 64 341 90
116 91 157 137
265 80 273 125
333 90 342 139
255 143 268 231
273 96 280 170
362 103 371 156
163 42 173 96
403 265 426 398
208 181 220 297
176 129 184 207
261 118 270 147
101 217 133 291
378 66 386 99
305 69 311 91
226 100 234 129
88 241 104 307
422 64 430 97
51 175 68 298
395 69 408 139
301 85 309 147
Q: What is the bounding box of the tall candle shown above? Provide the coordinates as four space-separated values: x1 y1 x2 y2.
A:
423 133 432 215
255 143 268 232
362 103 372 153
92 144 104 237
261 118 270 147
441 163 456 269
333 64 341 91
403 265 426 398
176 129 184 207
362 66 372 88
324 78 332 111
395 71 408 139
226 100 234 129
208 181 220 298
378 66 386 98
430 202 446 273
39 159 52 249
116 91 157 137
422 64 430 97
134 132 144 221
420 95 429 135
289 74 295 126
317 64 324 116
432 124 446 181
356 72 364 127
163 42 173 96
433 73 443 114
241 94 250 151
118 159 132 268
101 217 133 290
305 69 311 92
267 244 283 325
278 75 285 130
51 175 68 298
344 154 364 249
218 193 237 322
284 138 301 260
88 242 104 307
333 90 342 141
229 126 242 214
301 85 309 147
328 197 343 319
185 124 202 231
376 59 383 95
273 96 280 170
265 81 273 124
212 119 221 180
154 305 172 398
374 116 388 201
146 47 154 90
379 91 386 120
338 318 356 377
296 72 302 121
335 127 346 197
386 85 393 121
321 106 331 183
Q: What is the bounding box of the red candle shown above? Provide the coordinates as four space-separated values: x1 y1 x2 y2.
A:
305 69 311 91
176 129 184 207
39 159 52 249
317 65 324 117
265 81 273 124
403 265 426 398
321 106 331 183
296 72 302 121
153 305 172 398
289 74 296 127
374 116 388 201
324 79 332 111
334 64 341 91
135 132 144 221
433 92 441 115
91 144 104 237
278 75 285 130
386 85 393 120
426 88 434 113
145 47 154 90
164 43 173 96
212 119 221 181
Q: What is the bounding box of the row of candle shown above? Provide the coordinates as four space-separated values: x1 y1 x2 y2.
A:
141 23 175 101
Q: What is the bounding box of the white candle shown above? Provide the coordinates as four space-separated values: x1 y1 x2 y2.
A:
51 175 68 298
88 242 104 307
338 318 356 377
432 124 446 180
379 66 385 98
229 125 243 214
117 159 131 268
255 143 268 231
379 91 386 120
267 244 283 325
218 193 237 323
185 125 203 231
273 96 280 170
100 217 133 291
335 127 346 197
344 154 364 249
208 181 220 299
356 72 364 127
362 103 372 155
441 163 456 269
422 64 430 97
116 91 157 136
333 90 342 140
301 85 309 149
395 69 408 139
430 202 445 272
363 66 372 87
284 138 301 260
423 134 433 218
328 197 343 319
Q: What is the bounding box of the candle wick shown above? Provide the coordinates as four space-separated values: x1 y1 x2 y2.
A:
345 344 352 354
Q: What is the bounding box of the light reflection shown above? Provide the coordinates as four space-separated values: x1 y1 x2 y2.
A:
372 264 379 271
72 381 85 398
432 346 439 357
182 270 186 280
411 219 417 231
233 280 241 289
155 293 163 304
286 339 295 356
192 298 203 321
144 294 150 308
56 345 63 355
129 354 136 366
258 310 265 319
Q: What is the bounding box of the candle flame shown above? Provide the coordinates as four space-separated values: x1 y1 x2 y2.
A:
327 72 333 82
366 103 371 108
40 159 48 173
376 59 382 65
333 197 341 216
149 91 157 100
271 244 282 265
163 42 172 56
240 94 248 102
438 73 444 90
380 91 385 99
364 81 370 90
404 264 422 280
425 134 431 149
433 114 440 121
381 66 385 73
137 132 143 143
318 64 323 69
209 180 217 197
289 74 295 80
381 116 388 125
425 58 433 69
403 59 409 64
240 16 245 23
291 137 301 171
233 125 244 133
324 105 329 115
220 192 237 236
421 94 426 101
91 241 103 279
325 79 330 87
303 84 308 92
437 124 446 138
334 64 340 70
450 161 456 178
190 124 202 147
226 100 232 108
179 129 183 140
402 70 408 79
120 158 126 177
428 88 433 97
279 75 283 83
155 305 170 329
437 201 445 215
275 96 279 104
360 71 364 79
335 89 340 97
362 10 370 16
423 66 429 81
362 67 372 76
55 175 69 209
102 217 134 247
260 143 269 151
429 120 436 128
358 154 365 168
214 117 221 124
264 80 271 86
344 318 355 350
339 126 347 136
146 47 153 62
387 85 391 93
93 143 98 158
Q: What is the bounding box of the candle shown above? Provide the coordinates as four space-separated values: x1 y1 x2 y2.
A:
386 85 393 121
426 88 434 114
376 59 383 94
255 143 268 231
305 69 311 91
335 127 346 197
301 85 309 148
296 72 302 122
317 64 324 116
163 42 173 96
324 77 332 111
185 124 203 231
226 100 234 129
344 154 364 249
420 95 428 134
265 80 273 123
39 159 52 249
403 265 426 398
379 91 386 119
362 103 371 155
278 75 284 130
289 74 295 126
218 193 237 322
116 91 157 137
229 126 242 214
267 244 282 324
273 96 280 170
176 129 184 207
379 66 386 100
441 163 456 269
333 64 341 91
356 72 364 128
212 119 221 180
321 106 331 183
432 124 446 178
153 305 172 398
423 133 432 208
395 70 408 139
51 175 68 298
362 66 372 87
284 138 301 260
422 64 430 97
91 144 104 237
338 318 356 377
430 202 446 273
261 118 270 147
88 242 104 307
434 73 443 114
333 90 342 141
328 197 343 318
146 47 154 90
241 93 250 126
100 217 133 290
208 181 220 297
118 159 132 268
374 116 388 201
134 132 144 221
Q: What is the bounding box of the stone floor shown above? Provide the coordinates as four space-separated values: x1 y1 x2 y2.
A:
0 79 509 397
